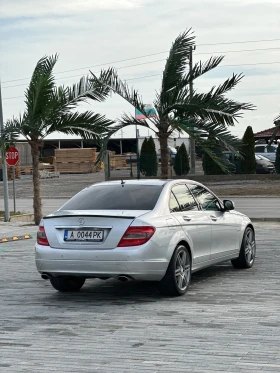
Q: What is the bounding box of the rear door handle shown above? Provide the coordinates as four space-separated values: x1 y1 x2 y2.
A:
210 215 217 221
183 215 192 221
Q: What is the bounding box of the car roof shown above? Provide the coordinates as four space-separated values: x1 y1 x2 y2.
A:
92 179 198 188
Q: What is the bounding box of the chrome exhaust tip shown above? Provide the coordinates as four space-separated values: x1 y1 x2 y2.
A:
41 273 50 280
118 275 133 282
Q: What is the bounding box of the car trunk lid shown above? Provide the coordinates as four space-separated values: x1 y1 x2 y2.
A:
42 210 150 250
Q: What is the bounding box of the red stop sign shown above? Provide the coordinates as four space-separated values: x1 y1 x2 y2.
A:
6 146 19 166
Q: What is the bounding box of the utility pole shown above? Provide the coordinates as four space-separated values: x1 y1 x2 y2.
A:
189 46 196 174
0 82 10 222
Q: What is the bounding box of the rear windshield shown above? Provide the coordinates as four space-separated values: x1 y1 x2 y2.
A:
61 184 163 210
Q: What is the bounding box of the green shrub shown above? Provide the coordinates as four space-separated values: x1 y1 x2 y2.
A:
173 143 190 175
202 137 225 175
240 126 256 174
139 136 158 176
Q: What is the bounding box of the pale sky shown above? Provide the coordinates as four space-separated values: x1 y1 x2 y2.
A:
1 0 280 140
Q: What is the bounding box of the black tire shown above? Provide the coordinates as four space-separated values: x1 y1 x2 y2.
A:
231 227 256 269
159 245 191 296
49 276 85 292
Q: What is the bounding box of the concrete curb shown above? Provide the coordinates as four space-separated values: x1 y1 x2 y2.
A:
0 214 34 223
250 218 280 222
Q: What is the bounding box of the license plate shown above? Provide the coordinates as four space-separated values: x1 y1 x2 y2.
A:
64 230 104 242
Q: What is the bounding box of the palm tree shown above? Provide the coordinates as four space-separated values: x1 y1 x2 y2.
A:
4 55 114 224
269 114 280 145
89 29 254 178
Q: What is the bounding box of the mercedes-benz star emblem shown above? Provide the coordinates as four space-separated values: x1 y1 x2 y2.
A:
78 218 85 225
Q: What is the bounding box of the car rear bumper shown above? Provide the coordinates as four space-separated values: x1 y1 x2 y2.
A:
35 244 168 281
256 168 275 174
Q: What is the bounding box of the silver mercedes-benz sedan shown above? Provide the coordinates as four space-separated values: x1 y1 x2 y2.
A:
35 179 256 296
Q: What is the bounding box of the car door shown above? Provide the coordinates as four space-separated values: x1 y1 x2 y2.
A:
170 184 212 265
188 184 239 260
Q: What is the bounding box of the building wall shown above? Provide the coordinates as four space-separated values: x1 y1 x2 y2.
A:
138 137 190 154
16 142 32 166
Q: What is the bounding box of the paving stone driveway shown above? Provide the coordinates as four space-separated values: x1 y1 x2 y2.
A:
0 223 279 372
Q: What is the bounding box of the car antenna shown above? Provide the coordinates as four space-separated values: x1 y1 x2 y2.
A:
121 179 125 187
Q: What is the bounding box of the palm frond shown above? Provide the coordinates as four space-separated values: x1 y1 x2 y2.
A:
211 73 244 96
44 111 115 139
161 29 195 94
67 70 112 104
89 68 150 120
95 113 154 163
158 29 195 112
268 115 280 146
0 119 21 147
168 56 225 107
24 54 58 132
117 113 155 130
173 117 241 172
172 89 255 126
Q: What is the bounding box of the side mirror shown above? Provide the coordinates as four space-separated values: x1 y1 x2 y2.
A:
223 199 235 211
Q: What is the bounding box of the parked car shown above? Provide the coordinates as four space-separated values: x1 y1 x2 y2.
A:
255 154 275 174
221 152 238 173
36 180 256 296
158 146 177 165
125 153 137 164
255 144 277 163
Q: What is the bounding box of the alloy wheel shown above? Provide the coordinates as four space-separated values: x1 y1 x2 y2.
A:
245 229 256 266
175 249 191 291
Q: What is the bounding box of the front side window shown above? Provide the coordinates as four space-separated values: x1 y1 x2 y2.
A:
267 146 277 153
188 184 221 211
171 185 198 212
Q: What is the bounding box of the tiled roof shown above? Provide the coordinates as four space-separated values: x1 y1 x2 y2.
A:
254 126 280 138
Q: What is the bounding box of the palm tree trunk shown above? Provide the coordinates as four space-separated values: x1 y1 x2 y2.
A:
159 132 169 179
30 141 42 225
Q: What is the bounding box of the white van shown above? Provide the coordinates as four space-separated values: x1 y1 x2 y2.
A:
255 144 277 163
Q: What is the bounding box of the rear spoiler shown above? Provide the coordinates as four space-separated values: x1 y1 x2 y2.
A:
43 214 136 220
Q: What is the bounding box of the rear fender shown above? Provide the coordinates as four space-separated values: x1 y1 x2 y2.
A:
166 228 193 264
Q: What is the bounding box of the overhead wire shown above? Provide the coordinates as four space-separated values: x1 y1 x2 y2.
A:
2 61 280 100
3 47 280 90
2 37 280 84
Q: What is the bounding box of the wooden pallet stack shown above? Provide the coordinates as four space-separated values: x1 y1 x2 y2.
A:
110 155 127 169
20 164 55 175
55 148 98 173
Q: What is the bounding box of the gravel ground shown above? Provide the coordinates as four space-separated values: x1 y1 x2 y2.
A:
205 179 280 197
1 172 280 199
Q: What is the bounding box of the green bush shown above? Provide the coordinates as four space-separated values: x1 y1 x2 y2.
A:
240 126 256 174
275 143 280 173
202 153 225 175
173 143 190 175
139 136 158 176
202 137 225 175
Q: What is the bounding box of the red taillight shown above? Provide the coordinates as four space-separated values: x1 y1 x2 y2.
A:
37 225 50 246
117 226 155 247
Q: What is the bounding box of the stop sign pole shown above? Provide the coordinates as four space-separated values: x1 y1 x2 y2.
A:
0 84 10 222
6 146 19 214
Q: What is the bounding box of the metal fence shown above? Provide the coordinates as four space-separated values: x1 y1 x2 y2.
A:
104 152 186 180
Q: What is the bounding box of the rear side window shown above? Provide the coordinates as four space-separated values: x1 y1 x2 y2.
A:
255 146 265 153
172 184 198 211
61 184 163 210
